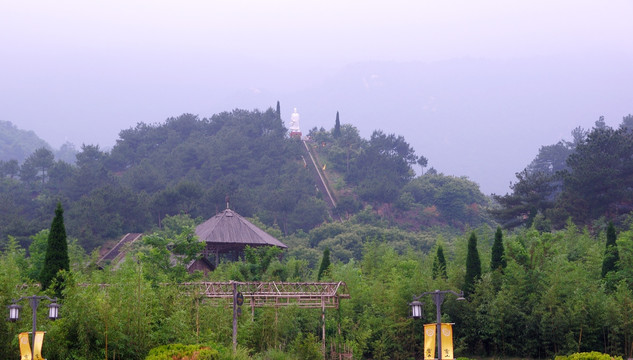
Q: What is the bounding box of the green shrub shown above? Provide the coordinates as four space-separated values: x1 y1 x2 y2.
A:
555 351 624 360
145 343 220 360
291 333 321 360
253 348 297 360
217 346 251 360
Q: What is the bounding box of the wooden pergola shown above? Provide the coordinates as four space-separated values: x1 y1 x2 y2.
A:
179 281 351 353
180 281 349 308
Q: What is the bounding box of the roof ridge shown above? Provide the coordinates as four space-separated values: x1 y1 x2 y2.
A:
195 209 287 248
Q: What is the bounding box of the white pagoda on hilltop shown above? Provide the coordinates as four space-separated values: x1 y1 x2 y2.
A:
289 107 302 138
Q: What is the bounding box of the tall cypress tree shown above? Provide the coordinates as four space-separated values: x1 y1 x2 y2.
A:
40 202 70 293
464 232 481 296
333 111 341 138
601 222 619 278
317 247 331 281
432 245 448 279
490 226 507 271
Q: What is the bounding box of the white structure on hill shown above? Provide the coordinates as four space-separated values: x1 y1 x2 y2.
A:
289 107 302 138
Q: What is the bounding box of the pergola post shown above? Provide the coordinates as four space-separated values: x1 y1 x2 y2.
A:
322 297 326 357
232 282 237 353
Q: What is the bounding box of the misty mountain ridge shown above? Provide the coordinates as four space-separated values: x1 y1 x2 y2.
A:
0 120 51 162
0 120 77 164
224 55 631 195
3 55 631 195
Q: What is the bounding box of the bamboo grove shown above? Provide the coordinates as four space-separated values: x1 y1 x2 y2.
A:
2 216 633 359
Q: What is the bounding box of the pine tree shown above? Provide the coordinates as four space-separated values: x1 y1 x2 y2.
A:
40 202 70 293
276 101 281 120
317 248 331 281
333 111 341 138
490 226 507 271
601 222 620 278
464 232 481 296
432 245 448 279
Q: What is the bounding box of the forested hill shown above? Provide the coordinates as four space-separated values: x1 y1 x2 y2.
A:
1 109 314 249
3 106 633 253
0 107 493 251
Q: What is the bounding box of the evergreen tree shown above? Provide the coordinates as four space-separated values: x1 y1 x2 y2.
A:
333 111 341 138
464 232 481 296
317 247 331 281
276 101 281 120
490 226 507 271
601 222 619 278
432 245 447 279
40 202 70 293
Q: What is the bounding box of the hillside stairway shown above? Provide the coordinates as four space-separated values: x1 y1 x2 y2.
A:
301 140 339 221
98 233 143 265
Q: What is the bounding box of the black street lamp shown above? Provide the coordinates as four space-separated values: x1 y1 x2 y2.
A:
410 290 464 360
8 295 60 357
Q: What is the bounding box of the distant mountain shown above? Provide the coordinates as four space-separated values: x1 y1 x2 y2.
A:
0 120 77 163
0 120 51 162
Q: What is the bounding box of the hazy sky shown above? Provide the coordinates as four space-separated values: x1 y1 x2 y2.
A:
1 1 632 194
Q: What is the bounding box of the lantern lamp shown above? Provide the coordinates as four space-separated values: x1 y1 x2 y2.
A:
8 303 21 322
48 302 60 320
409 300 423 319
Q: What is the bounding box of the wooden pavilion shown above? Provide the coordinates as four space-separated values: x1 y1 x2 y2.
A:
195 208 287 267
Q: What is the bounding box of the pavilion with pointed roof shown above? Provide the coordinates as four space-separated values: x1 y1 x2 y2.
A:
196 208 287 266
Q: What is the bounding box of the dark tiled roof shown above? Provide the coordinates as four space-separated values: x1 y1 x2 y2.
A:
195 209 287 248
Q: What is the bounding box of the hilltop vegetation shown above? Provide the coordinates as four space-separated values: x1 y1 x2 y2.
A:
0 107 493 252
2 107 633 252
493 114 633 230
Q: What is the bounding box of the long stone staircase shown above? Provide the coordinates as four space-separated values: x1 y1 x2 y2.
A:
97 232 143 266
301 140 339 220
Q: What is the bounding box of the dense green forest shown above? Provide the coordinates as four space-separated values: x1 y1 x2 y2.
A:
1 107 633 359
0 107 491 252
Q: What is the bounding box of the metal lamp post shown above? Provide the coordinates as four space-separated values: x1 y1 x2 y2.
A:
8 295 60 357
410 290 464 360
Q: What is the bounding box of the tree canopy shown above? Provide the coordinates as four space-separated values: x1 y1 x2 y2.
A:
40 202 70 293
493 115 633 230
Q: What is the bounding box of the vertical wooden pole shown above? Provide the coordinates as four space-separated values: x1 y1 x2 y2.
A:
251 296 255 321
337 299 341 336
196 297 200 342
232 282 237 353
275 300 279 346
104 289 109 360
322 297 326 358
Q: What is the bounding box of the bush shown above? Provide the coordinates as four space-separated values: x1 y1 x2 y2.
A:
291 333 322 360
145 343 220 360
555 352 624 360
253 348 297 360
